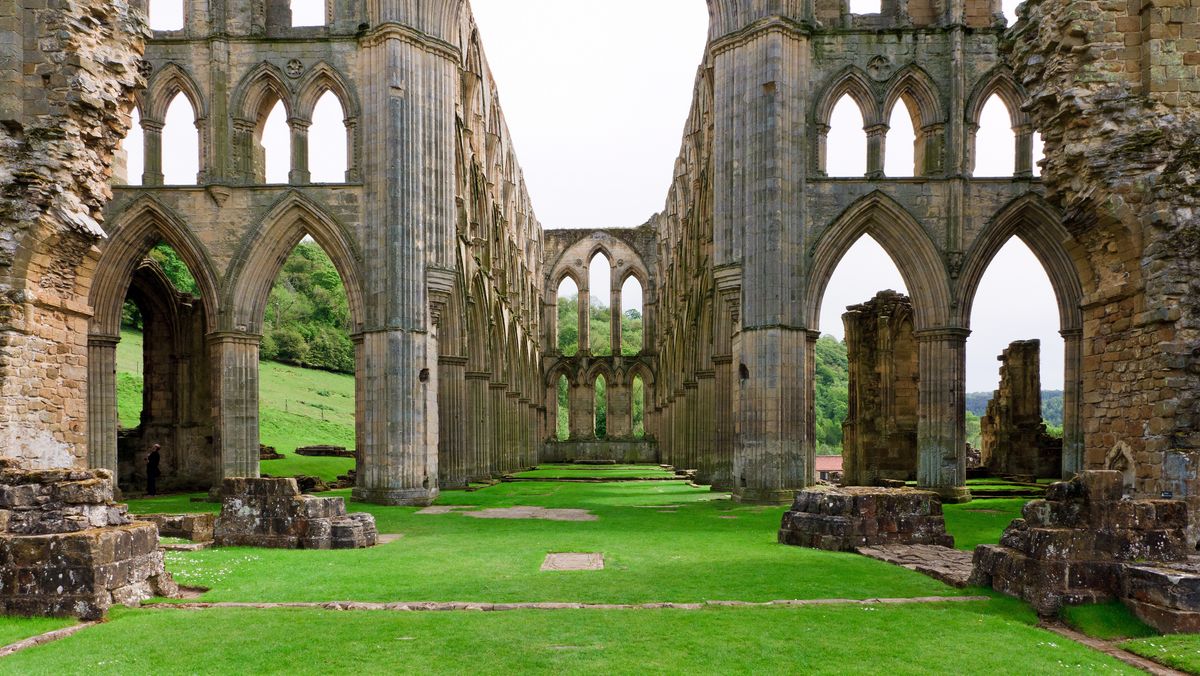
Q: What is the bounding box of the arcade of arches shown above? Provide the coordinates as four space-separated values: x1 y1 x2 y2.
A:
2 0 1198 549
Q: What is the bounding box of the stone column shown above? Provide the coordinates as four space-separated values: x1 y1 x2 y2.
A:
578 287 591 354
607 379 632 439
1014 123 1034 178
232 119 255 183
438 355 468 489
142 119 164 186
490 381 507 473
288 117 310 184
921 123 945 176
568 378 592 440
1061 328 1084 477
915 328 971 503
466 371 492 481
867 123 887 178
695 371 716 484
86 335 120 478
610 285 623 355
209 331 260 479
711 356 734 490
683 382 698 470
805 330 819 485
506 390 521 469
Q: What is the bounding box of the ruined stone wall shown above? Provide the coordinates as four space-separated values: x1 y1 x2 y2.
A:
841 291 919 485
1003 0 1200 523
981 339 1062 477
0 0 147 469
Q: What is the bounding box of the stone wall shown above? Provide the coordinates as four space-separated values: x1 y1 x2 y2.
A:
778 485 954 552
0 0 146 469
540 441 659 465
842 291 919 485
1004 0 1200 535
981 340 1062 477
0 458 177 619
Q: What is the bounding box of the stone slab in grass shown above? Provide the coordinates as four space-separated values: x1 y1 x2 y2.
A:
542 553 605 571
416 506 471 515
464 506 598 522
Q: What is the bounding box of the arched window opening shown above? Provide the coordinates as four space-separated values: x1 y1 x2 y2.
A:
556 277 579 356
815 235 908 470
556 375 570 441
974 95 1016 177
589 253 612 356
309 91 348 183
884 100 918 178
258 238 357 479
620 276 644 356
1032 131 1045 177
161 93 199 185
850 0 883 12
968 237 1064 471
117 108 144 186
148 0 184 31
632 375 646 439
290 0 326 27
114 242 205 495
827 95 868 177
260 100 291 184
593 375 607 439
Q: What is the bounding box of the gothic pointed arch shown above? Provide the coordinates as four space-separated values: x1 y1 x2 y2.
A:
224 191 365 335
814 66 882 128
806 191 952 331
232 61 294 122
965 67 1030 129
956 193 1085 331
145 62 207 121
294 61 360 121
91 196 221 337
883 64 943 129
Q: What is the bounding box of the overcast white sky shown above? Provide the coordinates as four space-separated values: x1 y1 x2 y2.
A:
135 0 1059 392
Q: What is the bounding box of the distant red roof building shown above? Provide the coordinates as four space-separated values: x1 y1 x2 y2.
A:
816 455 843 482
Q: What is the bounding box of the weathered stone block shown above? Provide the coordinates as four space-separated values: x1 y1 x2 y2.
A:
778 486 954 552
213 478 377 550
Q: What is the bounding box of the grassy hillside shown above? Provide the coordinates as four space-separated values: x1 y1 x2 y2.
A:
116 330 355 481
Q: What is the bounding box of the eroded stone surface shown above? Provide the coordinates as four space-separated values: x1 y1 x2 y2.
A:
778 486 954 552
857 545 975 588
981 341 1062 478
0 458 177 620
540 553 605 571
213 478 377 549
463 506 598 522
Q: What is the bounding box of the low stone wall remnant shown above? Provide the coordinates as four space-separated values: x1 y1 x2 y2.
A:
0 458 178 620
213 478 377 549
971 471 1200 632
778 486 954 552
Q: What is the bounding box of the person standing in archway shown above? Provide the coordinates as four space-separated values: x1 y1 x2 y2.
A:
146 444 162 496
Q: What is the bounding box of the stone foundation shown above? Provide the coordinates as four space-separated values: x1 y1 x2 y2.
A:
971 471 1200 631
0 459 177 620
213 478 377 549
136 513 215 543
541 440 659 465
778 486 954 552
981 340 1062 478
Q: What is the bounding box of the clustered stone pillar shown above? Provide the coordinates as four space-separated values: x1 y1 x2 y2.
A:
916 328 971 503
841 291 919 486
209 331 261 480
981 340 1062 478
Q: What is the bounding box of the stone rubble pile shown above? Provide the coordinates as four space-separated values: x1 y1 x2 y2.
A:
971 471 1200 632
213 477 377 549
0 458 177 619
778 485 954 551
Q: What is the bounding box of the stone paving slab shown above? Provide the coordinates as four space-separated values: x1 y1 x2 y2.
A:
541 553 604 571
856 544 976 588
464 506 598 522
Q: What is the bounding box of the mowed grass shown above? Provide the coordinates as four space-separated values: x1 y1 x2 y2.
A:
943 498 1028 551
117 329 355 480
5 600 1137 675
1061 602 1157 640
0 616 75 647
1122 635 1200 673
513 464 676 479
125 480 966 604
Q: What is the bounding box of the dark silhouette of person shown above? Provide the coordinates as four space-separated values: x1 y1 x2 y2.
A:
146 444 161 496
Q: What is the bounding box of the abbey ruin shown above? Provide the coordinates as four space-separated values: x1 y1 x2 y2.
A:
0 0 1198 628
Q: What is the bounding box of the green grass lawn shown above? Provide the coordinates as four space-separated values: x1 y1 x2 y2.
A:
943 498 1027 551
513 464 676 479
1122 635 1200 673
117 329 356 463
1061 602 1156 641
0 616 74 647
4 600 1137 675
130 481 963 604
260 453 354 482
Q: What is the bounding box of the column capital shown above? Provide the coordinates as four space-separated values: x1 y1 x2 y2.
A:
207 330 262 346
88 334 121 348
913 327 971 341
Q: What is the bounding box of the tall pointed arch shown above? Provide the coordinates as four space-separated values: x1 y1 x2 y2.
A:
806 192 952 331
814 67 881 128
145 62 207 121
91 196 221 338
225 192 365 335
232 61 294 122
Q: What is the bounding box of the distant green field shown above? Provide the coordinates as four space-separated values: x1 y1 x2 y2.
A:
116 330 355 481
